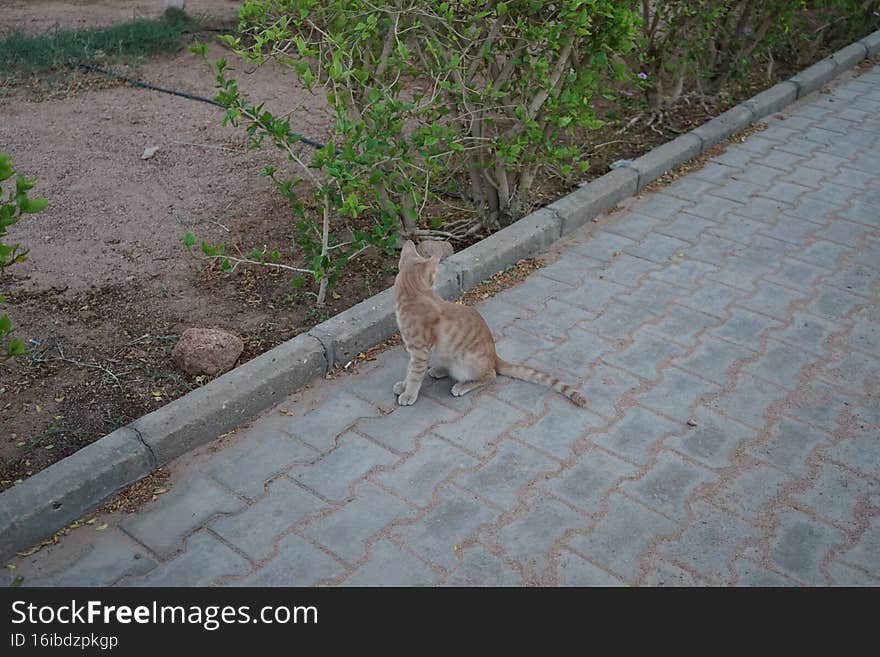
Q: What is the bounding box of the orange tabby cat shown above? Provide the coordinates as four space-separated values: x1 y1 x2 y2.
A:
393 240 588 407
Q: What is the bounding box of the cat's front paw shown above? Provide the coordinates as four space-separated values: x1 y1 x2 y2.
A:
393 381 406 394
397 390 419 406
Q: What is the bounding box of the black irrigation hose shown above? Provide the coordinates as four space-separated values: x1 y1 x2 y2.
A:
77 63 467 201
77 63 328 149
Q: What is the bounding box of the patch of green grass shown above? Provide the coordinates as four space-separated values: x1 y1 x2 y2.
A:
0 11 195 80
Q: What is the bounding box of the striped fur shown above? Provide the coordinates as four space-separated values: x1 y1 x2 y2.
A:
393 240 588 408
495 358 588 408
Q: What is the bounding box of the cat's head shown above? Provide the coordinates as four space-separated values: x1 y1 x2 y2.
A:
398 240 440 288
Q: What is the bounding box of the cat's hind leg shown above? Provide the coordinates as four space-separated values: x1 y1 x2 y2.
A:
428 366 449 379
450 372 495 397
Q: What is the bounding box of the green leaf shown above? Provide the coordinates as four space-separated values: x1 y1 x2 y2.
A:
184 232 196 250
6 338 26 357
0 314 11 334
19 197 47 214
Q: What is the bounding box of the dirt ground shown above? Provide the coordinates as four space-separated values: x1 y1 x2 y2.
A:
0 1 872 488
0 1 401 486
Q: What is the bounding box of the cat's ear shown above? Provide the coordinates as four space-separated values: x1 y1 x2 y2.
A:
401 240 418 255
427 254 441 270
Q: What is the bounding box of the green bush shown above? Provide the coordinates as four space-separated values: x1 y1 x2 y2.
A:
0 153 47 358
191 0 639 304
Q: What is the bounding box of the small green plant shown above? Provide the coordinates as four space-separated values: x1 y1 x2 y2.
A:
0 153 47 358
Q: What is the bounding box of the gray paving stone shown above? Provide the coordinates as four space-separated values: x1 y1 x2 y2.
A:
496 495 587 579
711 373 788 431
770 509 846 584
474 296 530 333
591 406 683 466
773 312 838 357
557 549 627 586
757 149 804 172
605 213 666 241
599 252 661 286
678 279 744 319
545 448 639 514
716 463 793 525
290 431 396 501
706 257 774 293
286 391 381 451
131 531 250 587
356 396 459 453
734 559 795 586
620 451 717 520
636 368 721 421
665 406 756 469
513 298 594 341
758 214 818 245
709 215 770 245
343 348 409 408
456 440 559 508
559 274 627 312
839 519 880 578
641 555 706 586
794 462 878 531
826 561 880 586
209 478 326 561
570 231 638 263
737 282 806 322
656 213 718 244
433 395 525 456
675 336 755 386
627 192 691 220
208 430 318 500
827 429 880 480
121 477 245 558
342 539 438 586
659 501 761 581
377 435 479 506
301 482 414 564
778 166 828 190
582 301 656 339
795 240 853 271
824 264 877 298
233 533 345 586
491 379 552 416
603 331 687 380
765 258 829 292
510 394 607 460
616 279 683 316
494 325 558 363
395 486 502 570
743 340 816 391
820 349 880 394
577 364 641 420
444 545 523 586
747 417 830 478
624 233 691 264
493 275 572 313
537 251 602 285
527 327 611 380
687 233 739 265
567 492 677 582
788 380 848 433
29 530 157 587
808 286 865 322
643 305 719 346
709 307 782 347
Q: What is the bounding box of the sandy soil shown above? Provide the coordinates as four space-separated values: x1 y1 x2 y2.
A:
0 1 396 485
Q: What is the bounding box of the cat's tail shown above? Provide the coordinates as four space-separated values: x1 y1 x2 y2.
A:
495 357 588 408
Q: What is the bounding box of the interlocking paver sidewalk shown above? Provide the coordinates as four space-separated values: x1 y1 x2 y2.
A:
10 66 880 587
